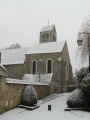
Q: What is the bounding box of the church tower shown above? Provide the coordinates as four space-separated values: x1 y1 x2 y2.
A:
39 25 57 43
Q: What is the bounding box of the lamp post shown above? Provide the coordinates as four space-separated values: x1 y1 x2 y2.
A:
77 32 90 72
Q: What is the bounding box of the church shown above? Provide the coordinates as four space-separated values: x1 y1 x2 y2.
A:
0 24 73 94
25 24 73 93
0 24 73 114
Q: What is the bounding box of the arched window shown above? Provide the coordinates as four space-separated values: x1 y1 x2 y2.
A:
32 60 36 74
53 35 54 41
47 59 52 73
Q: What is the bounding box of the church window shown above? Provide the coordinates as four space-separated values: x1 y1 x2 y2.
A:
43 34 49 41
47 59 53 73
53 35 54 41
32 60 37 74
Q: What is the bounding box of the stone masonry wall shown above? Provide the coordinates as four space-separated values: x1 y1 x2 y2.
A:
62 42 73 84
6 84 25 110
34 85 50 99
5 84 50 110
0 79 50 114
4 64 25 79
0 76 7 114
26 53 62 94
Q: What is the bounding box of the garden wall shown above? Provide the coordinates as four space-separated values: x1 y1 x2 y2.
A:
0 79 50 114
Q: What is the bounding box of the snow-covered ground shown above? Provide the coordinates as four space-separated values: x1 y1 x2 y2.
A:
0 93 90 120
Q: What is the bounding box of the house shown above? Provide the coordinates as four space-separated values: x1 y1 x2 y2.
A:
1 47 30 79
0 64 7 114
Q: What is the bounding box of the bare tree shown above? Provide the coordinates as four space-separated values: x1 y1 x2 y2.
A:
6 43 21 49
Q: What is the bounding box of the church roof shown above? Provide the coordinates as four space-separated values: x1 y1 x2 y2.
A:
40 24 55 32
1 47 30 65
26 41 66 55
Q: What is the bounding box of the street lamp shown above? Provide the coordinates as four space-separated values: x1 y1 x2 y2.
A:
77 33 83 46
77 32 90 72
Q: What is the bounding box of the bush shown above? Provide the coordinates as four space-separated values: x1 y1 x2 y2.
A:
67 89 84 108
67 67 90 108
21 85 37 106
67 85 76 92
81 74 90 107
81 73 90 93
75 67 88 88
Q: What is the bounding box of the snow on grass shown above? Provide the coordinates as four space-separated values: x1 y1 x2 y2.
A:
0 93 90 120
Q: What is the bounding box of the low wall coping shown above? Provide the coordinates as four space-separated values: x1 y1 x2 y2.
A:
6 78 50 86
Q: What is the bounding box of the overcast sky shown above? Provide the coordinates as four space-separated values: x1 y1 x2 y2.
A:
0 0 90 71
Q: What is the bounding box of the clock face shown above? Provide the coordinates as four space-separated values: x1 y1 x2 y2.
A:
43 34 49 41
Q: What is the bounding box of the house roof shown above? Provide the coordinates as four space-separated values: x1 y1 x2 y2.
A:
1 47 30 65
26 41 66 55
40 25 55 32
0 64 7 72
6 73 53 85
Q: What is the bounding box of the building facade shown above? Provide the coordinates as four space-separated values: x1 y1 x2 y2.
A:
26 25 73 93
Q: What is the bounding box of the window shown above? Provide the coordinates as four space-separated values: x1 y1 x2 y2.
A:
53 35 54 41
32 60 37 74
43 34 49 41
47 59 52 73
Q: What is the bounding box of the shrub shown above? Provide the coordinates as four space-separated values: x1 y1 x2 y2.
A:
21 85 37 106
67 85 76 92
67 89 84 108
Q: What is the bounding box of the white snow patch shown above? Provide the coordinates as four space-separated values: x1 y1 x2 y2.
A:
40 25 54 32
0 93 90 120
1 47 30 65
75 46 88 71
6 73 53 85
26 41 65 54
67 89 84 103
23 73 53 83
6 78 50 85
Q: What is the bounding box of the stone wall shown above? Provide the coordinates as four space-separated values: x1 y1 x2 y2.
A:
34 85 50 99
6 84 25 110
26 53 62 93
62 42 73 84
0 75 7 114
6 84 50 110
0 77 50 114
40 25 56 43
4 64 25 79
26 52 71 94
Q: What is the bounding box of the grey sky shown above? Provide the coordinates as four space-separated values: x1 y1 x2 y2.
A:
0 0 90 71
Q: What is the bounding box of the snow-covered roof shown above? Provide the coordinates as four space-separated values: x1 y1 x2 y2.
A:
1 47 30 65
6 73 53 85
23 73 53 84
40 25 55 32
6 78 50 85
26 41 66 55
